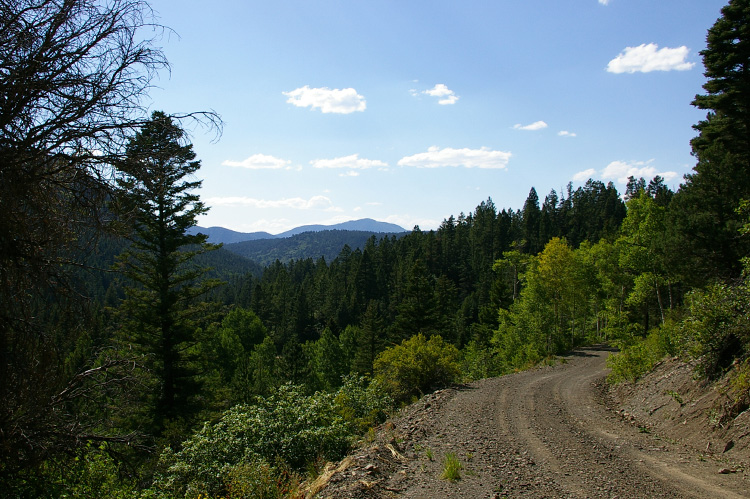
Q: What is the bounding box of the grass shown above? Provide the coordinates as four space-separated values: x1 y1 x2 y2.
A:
441 452 462 482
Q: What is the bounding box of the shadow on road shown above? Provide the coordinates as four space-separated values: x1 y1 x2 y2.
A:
559 345 619 358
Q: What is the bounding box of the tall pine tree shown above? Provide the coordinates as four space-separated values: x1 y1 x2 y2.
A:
672 0 750 282
114 111 221 434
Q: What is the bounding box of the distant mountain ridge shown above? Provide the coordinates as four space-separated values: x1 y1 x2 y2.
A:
223 229 407 267
189 218 406 245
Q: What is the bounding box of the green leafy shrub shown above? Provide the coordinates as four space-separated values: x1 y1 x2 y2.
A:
723 359 750 422
150 377 394 498
152 384 351 497
16 444 136 499
334 375 392 433
461 340 501 381
607 329 668 384
223 459 301 499
373 333 461 404
680 282 750 379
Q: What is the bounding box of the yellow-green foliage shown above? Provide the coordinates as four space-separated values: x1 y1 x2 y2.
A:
441 452 462 482
374 333 461 404
680 282 750 379
719 358 750 425
607 319 677 385
606 327 669 384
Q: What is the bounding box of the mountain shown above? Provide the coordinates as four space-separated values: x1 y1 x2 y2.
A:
223 230 406 267
189 218 406 245
277 219 406 238
187 226 273 244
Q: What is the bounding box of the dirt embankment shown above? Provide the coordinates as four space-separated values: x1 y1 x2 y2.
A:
311 347 749 498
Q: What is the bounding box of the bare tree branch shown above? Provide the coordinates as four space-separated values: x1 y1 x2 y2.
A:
0 0 220 476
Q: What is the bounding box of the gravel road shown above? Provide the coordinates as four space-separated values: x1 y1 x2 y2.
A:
315 346 748 498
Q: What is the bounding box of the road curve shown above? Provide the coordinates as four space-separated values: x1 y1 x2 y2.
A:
394 347 748 498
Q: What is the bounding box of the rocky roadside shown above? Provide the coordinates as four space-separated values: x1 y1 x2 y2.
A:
309 347 749 498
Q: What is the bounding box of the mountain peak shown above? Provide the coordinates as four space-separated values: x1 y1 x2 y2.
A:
190 219 406 245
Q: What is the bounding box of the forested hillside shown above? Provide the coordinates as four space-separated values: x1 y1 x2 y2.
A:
3 1 750 498
222 229 407 266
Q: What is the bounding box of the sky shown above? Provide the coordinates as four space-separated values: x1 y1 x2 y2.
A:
146 0 728 234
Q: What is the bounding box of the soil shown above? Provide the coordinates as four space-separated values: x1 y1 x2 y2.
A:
309 346 750 498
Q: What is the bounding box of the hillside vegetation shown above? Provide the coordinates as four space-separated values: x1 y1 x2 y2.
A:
223 229 406 266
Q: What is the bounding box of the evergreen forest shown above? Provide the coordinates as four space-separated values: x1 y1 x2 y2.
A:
2 0 750 497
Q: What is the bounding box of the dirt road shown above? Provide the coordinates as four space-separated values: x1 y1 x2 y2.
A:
315 346 748 498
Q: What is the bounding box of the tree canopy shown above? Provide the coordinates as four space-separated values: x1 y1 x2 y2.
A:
115 111 221 434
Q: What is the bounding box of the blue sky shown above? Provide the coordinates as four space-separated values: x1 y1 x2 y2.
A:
147 0 727 234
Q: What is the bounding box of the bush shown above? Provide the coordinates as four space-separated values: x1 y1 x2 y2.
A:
223 459 301 499
461 340 501 381
334 375 392 433
606 319 681 384
150 377 394 498
151 385 351 497
7 444 137 499
607 335 662 384
680 282 750 379
374 334 461 403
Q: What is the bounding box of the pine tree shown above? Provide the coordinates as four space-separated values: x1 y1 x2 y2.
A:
522 188 542 254
114 111 221 434
673 0 750 282
692 0 750 162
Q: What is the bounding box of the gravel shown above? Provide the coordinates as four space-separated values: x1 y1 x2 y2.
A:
312 346 749 498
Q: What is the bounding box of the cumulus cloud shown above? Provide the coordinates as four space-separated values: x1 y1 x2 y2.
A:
572 169 597 182
310 154 388 169
385 214 440 231
205 195 336 210
283 85 366 114
513 121 548 131
573 160 678 185
398 146 511 169
422 84 459 105
601 160 678 183
222 153 291 169
606 43 694 73
558 130 577 137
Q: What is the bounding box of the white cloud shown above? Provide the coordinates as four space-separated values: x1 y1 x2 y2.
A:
573 160 678 185
222 153 291 169
572 168 597 182
606 43 694 74
339 171 360 177
310 154 388 169
558 130 577 137
513 121 548 131
422 84 459 105
599 0 610 5
235 218 293 234
283 85 366 114
384 214 440 231
205 195 336 210
398 146 511 169
601 160 677 184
